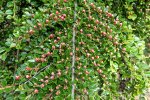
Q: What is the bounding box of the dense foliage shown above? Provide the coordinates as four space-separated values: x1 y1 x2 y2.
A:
0 0 149 99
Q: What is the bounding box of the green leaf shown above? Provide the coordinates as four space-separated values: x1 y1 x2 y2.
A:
5 10 13 15
24 11 31 17
128 14 137 21
0 10 4 15
26 0 31 3
16 44 21 49
10 43 16 48
0 47 5 53
0 15 4 23
7 1 13 7
0 52 7 61
1 79 7 86
25 94 31 100
6 15 12 19
27 20 33 26
13 31 20 37
28 59 35 62
55 96 63 100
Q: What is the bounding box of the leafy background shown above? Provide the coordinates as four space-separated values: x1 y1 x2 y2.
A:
0 0 149 99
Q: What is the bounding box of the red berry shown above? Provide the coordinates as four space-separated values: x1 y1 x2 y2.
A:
26 75 30 79
49 34 55 39
51 72 55 76
114 37 117 40
90 49 95 53
31 14 34 18
26 67 32 71
37 23 42 27
56 90 60 95
61 42 66 47
88 16 92 20
50 76 55 80
86 34 92 38
54 40 57 43
15 75 20 80
81 41 85 45
107 13 113 17
108 35 112 40
46 19 49 24
61 16 65 21
62 14 66 17
76 48 79 51
40 84 45 88
93 62 97 66
49 89 53 92
70 52 73 56
83 89 88 94
98 7 102 13
96 56 99 59
56 85 60 89
94 26 97 31
52 46 55 50
35 58 40 62
64 86 68 90
34 26 37 29
90 3 94 7
28 29 34 35
116 18 119 21
82 10 85 13
40 58 46 62
34 89 39 94
120 23 122 27
84 0 86 2
45 80 49 84
97 69 102 74
102 75 106 78
66 67 69 70
95 20 99 24
34 83 38 86
91 57 94 60
45 76 49 79
80 29 83 33
57 72 61 77
85 70 89 75
54 16 58 21
75 57 80 61
87 24 91 28
102 32 106 36
113 41 119 45
47 52 51 56
40 79 44 82
57 37 60 41
114 20 118 25
122 48 126 52
49 13 53 17
86 53 90 57
41 54 47 58
56 11 59 15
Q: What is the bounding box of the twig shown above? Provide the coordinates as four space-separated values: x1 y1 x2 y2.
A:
13 0 16 18
20 64 52 85
0 85 14 91
72 1 77 100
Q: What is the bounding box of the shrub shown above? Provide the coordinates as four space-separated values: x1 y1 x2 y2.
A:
0 0 149 99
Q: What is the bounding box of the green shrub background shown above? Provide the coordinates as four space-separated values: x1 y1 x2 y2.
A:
0 0 149 99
